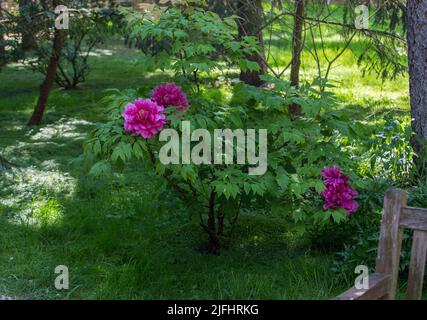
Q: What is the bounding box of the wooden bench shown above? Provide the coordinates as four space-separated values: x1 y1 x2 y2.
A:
335 189 427 300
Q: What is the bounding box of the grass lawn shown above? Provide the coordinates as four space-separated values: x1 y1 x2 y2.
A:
0 36 411 299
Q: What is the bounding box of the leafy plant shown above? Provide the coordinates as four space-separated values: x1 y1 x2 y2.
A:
83 74 363 253
80 2 371 254
332 219 413 284
124 3 261 88
356 118 414 185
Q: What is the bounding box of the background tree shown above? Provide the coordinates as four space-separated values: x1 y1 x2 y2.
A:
0 0 5 69
28 0 63 126
235 0 267 86
256 0 406 87
288 0 305 117
407 0 427 164
29 9 116 89
290 0 304 90
18 0 37 50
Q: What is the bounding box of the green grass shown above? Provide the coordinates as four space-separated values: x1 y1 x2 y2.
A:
0 32 412 299
264 2 409 122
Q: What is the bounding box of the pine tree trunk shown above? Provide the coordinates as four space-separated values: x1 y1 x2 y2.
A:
0 0 5 66
19 0 37 51
0 35 4 66
236 0 267 87
289 0 305 117
407 0 427 158
28 22 62 126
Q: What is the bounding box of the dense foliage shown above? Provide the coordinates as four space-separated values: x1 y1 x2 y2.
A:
125 4 261 87
83 2 371 250
82 3 412 255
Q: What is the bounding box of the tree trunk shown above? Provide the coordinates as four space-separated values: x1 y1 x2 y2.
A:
205 191 220 253
28 22 62 125
0 0 5 67
289 0 305 117
236 0 267 87
407 0 427 159
0 36 4 67
19 0 37 51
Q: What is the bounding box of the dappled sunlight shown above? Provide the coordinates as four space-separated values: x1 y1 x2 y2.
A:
0 120 86 212
0 166 75 208
28 118 93 142
1 118 94 167
335 83 408 102
6 57 39 70
9 195 64 227
87 49 115 57
6 61 28 70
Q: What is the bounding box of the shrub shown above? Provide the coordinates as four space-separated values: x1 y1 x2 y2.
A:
82 4 368 254
310 118 419 280
124 3 261 87
356 118 415 185
83 75 365 253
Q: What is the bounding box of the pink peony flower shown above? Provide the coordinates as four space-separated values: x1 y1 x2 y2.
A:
321 164 349 187
321 165 358 215
321 183 358 214
150 83 190 111
122 98 166 139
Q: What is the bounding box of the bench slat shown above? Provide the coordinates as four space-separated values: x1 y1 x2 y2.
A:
400 206 427 231
333 273 390 300
375 189 407 299
406 230 427 300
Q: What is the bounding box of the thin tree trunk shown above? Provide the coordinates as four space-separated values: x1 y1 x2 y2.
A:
0 0 5 66
236 0 267 87
206 191 220 253
0 34 4 66
407 0 427 159
28 17 62 125
289 0 305 117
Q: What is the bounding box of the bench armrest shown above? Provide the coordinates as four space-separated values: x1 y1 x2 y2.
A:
333 273 391 300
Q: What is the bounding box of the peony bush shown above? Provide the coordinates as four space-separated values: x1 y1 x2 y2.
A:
84 3 363 253
84 76 363 253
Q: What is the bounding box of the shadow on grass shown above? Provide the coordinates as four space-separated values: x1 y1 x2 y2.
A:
0 160 344 299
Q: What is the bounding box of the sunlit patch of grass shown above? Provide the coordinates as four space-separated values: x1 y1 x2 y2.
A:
265 31 409 121
23 194 64 227
28 118 93 142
